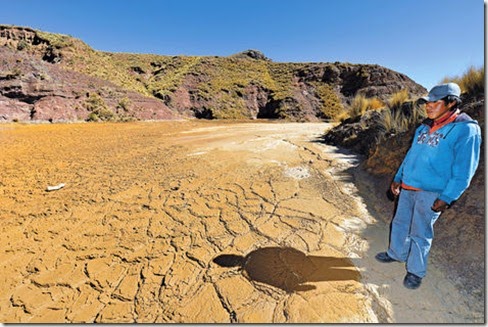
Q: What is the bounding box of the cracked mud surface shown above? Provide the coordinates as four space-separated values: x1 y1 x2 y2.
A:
0 121 480 323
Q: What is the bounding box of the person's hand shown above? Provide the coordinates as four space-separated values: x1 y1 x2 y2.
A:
431 199 450 212
390 181 401 197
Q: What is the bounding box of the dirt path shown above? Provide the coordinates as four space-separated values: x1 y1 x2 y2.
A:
0 121 480 323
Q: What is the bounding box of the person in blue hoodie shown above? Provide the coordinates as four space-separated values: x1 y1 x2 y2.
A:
375 82 481 289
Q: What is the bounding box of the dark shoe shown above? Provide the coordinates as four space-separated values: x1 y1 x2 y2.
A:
375 252 397 263
403 272 422 289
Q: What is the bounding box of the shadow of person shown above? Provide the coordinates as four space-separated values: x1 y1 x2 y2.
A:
213 247 360 293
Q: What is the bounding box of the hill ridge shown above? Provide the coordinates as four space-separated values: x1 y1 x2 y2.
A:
0 25 426 122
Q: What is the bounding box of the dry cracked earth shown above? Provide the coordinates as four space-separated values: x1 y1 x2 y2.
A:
0 121 481 323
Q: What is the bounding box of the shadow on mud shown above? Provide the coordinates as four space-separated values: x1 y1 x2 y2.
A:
213 247 359 293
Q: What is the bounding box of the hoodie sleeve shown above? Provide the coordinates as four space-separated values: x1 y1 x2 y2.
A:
439 124 481 204
393 159 405 183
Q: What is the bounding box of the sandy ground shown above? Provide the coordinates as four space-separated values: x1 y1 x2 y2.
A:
0 120 482 323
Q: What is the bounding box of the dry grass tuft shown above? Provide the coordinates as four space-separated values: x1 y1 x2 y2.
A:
441 65 484 95
379 101 424 135
387 89 409 111
348 94 384 118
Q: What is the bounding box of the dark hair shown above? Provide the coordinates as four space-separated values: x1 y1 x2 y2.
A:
442 95 462 110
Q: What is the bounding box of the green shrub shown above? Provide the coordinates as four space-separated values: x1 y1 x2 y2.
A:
117 97 131 112
87 112 100 122
313 83 344 120
84 93 115 121
17 40 29 51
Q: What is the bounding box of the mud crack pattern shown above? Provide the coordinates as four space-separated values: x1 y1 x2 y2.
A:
0 122 378 322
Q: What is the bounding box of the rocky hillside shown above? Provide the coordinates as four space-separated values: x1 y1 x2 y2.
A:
0 25 426 122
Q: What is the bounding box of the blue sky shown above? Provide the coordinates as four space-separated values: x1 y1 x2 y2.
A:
1 0 484 90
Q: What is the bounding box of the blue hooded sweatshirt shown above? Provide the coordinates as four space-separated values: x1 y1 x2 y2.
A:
394 112 481 205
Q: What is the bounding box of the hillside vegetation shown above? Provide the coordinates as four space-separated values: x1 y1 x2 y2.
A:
0 25 426 122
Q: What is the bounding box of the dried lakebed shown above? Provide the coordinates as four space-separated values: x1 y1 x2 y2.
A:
0 121 479 323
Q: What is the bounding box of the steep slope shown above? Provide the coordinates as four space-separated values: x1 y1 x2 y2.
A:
1 25 426 122
0 46 178 121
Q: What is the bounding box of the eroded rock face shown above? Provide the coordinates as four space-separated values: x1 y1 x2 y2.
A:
0 46 179 122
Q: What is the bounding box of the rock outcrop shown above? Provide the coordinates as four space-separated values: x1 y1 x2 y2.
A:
0 45 178 122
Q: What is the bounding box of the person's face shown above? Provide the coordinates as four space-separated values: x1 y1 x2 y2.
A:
424 100 455 120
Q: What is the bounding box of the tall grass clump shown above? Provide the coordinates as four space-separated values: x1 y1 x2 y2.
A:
387 89 409 111
441 65 484 95
350 94 369 118
379 103 423 135
379 90 425 135
349 94 384 119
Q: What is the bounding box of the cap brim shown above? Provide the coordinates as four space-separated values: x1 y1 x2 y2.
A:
418 95 442 103
417 96 429 104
